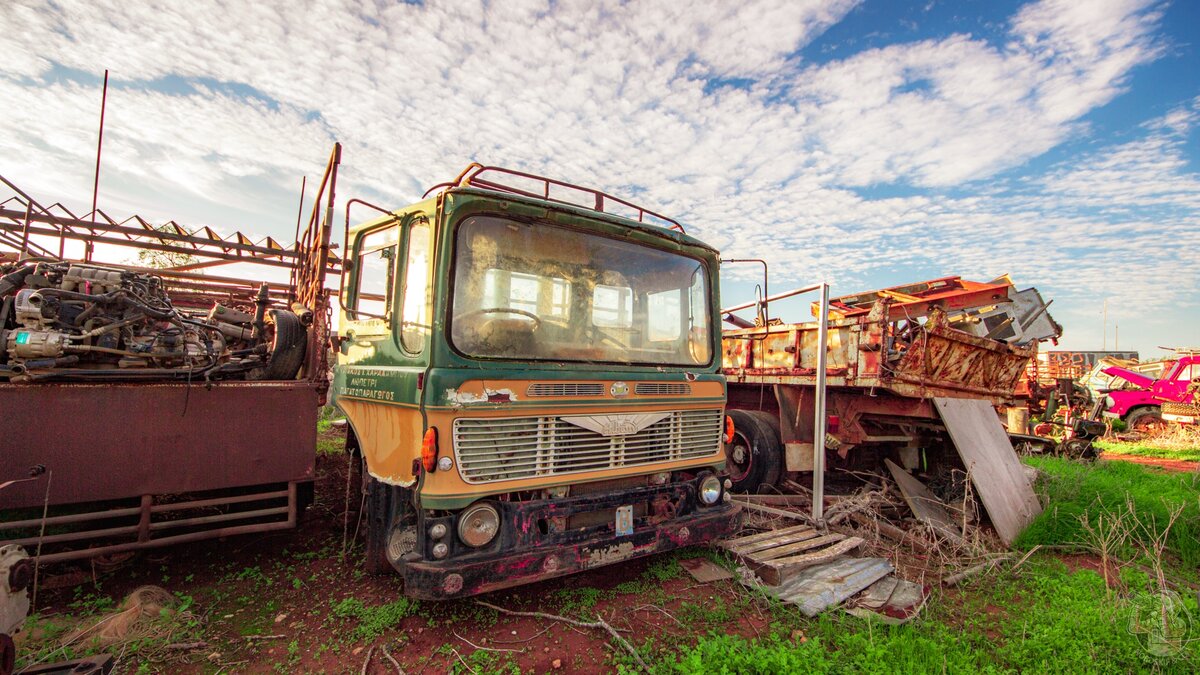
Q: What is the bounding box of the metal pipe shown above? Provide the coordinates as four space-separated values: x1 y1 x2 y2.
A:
720 258 768 325
722 283 822 315
87 69 109 263
23 520 296 565
812 282 830 524
0 208 296 259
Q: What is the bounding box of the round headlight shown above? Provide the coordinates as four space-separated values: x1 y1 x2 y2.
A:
1104 395 1115 408
458 502 501 548
437 456 454 472
432 542 449 559
429 523 447 540
699 474 722 506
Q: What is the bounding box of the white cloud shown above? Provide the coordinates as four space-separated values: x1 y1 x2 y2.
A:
0 0 1194 355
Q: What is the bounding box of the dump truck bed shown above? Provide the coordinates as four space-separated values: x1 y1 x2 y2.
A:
722 300 1032 404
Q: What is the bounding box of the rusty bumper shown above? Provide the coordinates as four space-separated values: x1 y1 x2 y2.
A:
402 480 742 600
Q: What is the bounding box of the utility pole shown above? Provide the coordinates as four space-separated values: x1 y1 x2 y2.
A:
1102 298 1107 351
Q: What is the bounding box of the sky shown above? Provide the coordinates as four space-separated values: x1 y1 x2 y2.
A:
1 0 1198 358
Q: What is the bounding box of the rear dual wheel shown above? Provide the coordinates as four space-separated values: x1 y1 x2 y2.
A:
724 409 783 494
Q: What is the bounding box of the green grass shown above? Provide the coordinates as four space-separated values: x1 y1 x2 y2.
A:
1097 440 1200 462
331 597 419 641
629 458 1200 674
1016 456 1200 567
634 559 1200 674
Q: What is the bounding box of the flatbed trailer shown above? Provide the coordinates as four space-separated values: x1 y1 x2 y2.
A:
721 277 1038 493
0 146 341 563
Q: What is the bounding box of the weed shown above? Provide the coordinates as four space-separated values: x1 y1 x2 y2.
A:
637 558 1200 673
332 597 419 641
554 586 609 616
1016 456 1200 566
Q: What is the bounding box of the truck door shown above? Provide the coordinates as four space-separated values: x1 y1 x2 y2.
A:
338 214 434 486
1158 359 1197 401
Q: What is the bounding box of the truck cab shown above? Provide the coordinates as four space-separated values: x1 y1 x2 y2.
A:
1102 354 1200 431
331 165 739 599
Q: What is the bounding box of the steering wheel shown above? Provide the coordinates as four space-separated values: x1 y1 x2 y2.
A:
458 307 542 329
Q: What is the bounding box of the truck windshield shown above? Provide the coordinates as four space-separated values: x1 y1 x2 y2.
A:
450 215 711 366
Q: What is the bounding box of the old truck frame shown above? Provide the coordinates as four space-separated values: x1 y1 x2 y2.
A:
721 276 1044 493
333 165 739 599
0 146 341 563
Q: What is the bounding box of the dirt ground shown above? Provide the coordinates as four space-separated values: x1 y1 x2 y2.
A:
1100 452 1200 473
17 430 767 674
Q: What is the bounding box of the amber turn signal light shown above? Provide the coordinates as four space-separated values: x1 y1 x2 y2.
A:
421 427 439 472
724 415 735 444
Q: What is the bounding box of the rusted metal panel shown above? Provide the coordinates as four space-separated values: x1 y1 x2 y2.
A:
0 381 317 510
724 306 1029 403
818 276 1011 322
889 312 1031 401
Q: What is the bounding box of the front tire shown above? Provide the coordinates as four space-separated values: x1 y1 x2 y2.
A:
1125 407 1164 435
363 470 409 575
724 409 783 494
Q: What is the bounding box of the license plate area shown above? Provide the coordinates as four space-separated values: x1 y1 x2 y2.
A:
615 505 633 536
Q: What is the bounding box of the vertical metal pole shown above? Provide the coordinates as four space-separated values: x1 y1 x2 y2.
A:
289 175 306 304
1102 299 1107 351
87 69 110 263
812 282 829 524
18 201 33 261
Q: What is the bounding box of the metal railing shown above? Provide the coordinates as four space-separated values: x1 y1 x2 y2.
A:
424 163 686 233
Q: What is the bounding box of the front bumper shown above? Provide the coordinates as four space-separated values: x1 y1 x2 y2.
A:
402 479 742 600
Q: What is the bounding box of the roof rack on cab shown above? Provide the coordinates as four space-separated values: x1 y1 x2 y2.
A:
423 163 685 233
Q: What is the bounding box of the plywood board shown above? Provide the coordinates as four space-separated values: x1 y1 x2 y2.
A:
884 458 963 542
679 557 735 583
934 397 1042 546
718 524 815 551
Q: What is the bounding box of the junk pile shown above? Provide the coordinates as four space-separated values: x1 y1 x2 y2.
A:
0 260 307 382
720 431 1042 620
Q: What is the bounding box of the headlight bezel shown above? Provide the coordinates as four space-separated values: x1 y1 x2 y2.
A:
457 501 501 548
698 474 722 506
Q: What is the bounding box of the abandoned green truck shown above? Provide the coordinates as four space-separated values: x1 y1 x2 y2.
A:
331 165 741 599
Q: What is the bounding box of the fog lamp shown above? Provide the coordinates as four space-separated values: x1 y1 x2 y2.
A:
458 502 501 548
437 456 454 472
429 523 447 539
432 542 449 559
699 474 722 505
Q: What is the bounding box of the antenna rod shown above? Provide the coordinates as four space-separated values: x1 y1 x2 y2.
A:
87 69 110 262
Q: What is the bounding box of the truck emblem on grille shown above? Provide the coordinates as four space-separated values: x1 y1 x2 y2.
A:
560 412 672 437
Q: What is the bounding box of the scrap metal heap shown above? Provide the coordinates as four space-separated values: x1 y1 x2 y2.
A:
0 259 306 382
0 157 341 385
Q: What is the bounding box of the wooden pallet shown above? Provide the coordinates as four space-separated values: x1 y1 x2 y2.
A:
718 525 865 585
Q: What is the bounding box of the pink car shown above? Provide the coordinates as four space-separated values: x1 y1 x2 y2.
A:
1101 355 1200 431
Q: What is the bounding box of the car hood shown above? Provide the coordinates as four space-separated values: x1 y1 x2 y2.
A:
1101 366 1155 390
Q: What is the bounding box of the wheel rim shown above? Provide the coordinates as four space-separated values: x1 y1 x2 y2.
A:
725 431 753 481
1131 416 1165 433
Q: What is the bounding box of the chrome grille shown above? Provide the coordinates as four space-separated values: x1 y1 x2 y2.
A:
526 382 604 397
453 409 723 483
634 382 692 396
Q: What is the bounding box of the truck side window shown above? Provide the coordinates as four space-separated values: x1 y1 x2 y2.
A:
354 226 399 318
400 222 431 353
